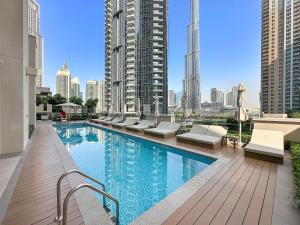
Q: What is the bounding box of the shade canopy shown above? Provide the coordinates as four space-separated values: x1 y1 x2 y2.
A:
57 102 81 108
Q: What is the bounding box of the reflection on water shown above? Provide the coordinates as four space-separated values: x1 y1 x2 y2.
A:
53 124 215 225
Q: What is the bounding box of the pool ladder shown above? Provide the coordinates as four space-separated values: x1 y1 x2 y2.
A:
54 170 119 225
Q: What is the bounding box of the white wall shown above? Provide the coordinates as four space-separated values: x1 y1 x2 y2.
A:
0 0 29 155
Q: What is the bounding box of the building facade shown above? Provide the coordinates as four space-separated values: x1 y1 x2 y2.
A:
97 80 106 113
211 88 225 105
168 90 176 106
226 86 238 107
183 0 201 113
56 63 71 101
86 80 98 100
28 0 43 87
261 0 300 113
105 0 168 114
71 77 80 98
0 0 37 155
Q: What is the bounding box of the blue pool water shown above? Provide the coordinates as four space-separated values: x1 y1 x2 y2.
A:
53 123 215 225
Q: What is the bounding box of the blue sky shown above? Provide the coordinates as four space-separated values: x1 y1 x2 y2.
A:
40 0 261 107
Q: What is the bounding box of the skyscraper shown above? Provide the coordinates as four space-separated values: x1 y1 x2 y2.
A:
105 0 168 114
168 90 176 106
28 0 44 87
86 80 98 100
56 63 71 100
211 88 224 105
71 77 80 98
183 0 201 113
226 86 238 107
97 80 106 113
261 0 300 113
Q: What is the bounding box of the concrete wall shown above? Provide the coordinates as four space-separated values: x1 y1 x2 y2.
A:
0 0 28 155
253 118 300 143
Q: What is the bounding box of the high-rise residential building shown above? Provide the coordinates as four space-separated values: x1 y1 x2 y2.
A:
56 63 71 101
211 88 225 105
168 90 176 106
183 0 201 113
97 80 106 113
105 0 168 114
28 0 43 87
261 0 300 113
226 86 238 107
86 80 98 100
71 77 80 98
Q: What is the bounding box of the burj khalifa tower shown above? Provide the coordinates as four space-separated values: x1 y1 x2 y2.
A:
183 0 201 113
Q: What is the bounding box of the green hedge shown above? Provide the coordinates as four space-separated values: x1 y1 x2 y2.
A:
291 143 300 207
29 125 35 138
52 113 99 121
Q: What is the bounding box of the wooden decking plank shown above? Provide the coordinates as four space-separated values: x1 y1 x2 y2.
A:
209 160 259 225
4 202 78 225
3 199 76 225
178 158 252 225
242 162 271 225
225 160 265 225
161 155 243 225
259 164 277 225
194 159 257 225
11 182 70 203
8 184 71 209
4 190 74 219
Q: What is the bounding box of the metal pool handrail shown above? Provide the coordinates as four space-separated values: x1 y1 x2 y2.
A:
54 169 107 222
62 183 119 225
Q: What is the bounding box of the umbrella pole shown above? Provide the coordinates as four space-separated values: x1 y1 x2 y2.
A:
239 121 242 145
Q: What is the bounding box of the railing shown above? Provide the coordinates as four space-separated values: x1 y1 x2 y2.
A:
61 183 119 225
54 170 107 223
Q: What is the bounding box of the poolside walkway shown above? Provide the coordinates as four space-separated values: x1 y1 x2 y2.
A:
1 121 299 225
1 122 85 225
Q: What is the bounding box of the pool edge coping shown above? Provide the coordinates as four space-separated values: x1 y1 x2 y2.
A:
53 121 233 225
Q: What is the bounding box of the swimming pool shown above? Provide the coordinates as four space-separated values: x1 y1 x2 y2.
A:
53 123 216 225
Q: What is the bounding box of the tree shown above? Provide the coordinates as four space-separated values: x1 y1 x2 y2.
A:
48 94 66 105
69 96 83 106
48 94 66 113
36 95 48 106
85 99 98 113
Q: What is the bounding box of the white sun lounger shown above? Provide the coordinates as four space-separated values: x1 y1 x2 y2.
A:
102 117 122 125
244 129 284 164
126 120 156 132
91 116 112 124
177 125 228 149
112 118 138 129
144 122 181 138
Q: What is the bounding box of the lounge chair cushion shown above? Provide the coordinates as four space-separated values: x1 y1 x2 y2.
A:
127 120 156 131
205 125 228 137
113 118 138 127
190 125 209 135
177 133 221 145
244 129 284 158
245 143 284 158
146 128 177 135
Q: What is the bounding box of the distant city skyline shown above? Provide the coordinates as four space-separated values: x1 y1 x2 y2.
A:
40 0 261 108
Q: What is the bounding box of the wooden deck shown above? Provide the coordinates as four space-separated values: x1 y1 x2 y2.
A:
1 121 279 225
161 156 277 225
1 123 84 225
